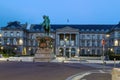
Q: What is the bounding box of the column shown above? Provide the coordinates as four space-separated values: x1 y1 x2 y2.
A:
69 47 71 58
1 38 4 45
57 34 59 45
63 45 66 57
64 33 66 57
70 34 71 46
75 34 77 46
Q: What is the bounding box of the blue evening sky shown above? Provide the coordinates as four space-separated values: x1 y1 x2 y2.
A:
0 0 120 26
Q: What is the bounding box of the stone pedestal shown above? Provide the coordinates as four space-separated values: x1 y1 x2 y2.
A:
112 68 120 80
34 48 54 62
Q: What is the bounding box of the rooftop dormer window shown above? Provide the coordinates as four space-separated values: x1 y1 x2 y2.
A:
96 29 99 31
101 29 104 31
91 29 94 31
86 29 89 31
81 29 84 31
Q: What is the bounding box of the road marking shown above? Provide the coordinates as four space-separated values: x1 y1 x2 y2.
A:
99 70 105 73
66 70 111 80
66 72 91 80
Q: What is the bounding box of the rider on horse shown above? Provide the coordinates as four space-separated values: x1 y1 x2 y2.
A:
41 15 50 36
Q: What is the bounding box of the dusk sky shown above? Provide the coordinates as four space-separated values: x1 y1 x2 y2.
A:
0 0 120 26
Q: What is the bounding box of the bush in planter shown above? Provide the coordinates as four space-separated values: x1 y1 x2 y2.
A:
109 54 120 60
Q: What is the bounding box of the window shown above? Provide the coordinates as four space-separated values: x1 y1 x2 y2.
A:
92 40 95 47
31 34 34 39
87 35 90 39
116 49 120 54
4 39 7 45
10 32 13 36
4 32 7 36
87 40 90 46
97 34 100 39
81 29 84 31
17 32 20 36
91 29 94 31
96 29 99 31
81 40 85 46
82 35 85 39
97 49 101 55
92 49 95 55
10 38 13 45
81 49 85 55
86 29 89 31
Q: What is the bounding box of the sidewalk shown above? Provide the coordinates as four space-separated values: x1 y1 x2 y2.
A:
81 73 111 80
66 70 112 80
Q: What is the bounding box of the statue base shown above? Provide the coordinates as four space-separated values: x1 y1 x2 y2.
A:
34 48 54 62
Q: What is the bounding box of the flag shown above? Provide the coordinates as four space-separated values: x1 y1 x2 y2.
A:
101 39 106 46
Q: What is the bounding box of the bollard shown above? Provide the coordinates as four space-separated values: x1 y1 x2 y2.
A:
114 58 116 68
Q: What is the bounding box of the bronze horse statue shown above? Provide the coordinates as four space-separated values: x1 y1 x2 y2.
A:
41 15 50 36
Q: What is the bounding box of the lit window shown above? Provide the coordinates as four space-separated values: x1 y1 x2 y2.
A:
19 39 23 45
114 39 118 46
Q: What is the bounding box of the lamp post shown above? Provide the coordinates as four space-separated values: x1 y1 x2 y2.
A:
64 45 66 57
106 34 110 60
102 38 106 71
0 34 2 52
88 48 90 57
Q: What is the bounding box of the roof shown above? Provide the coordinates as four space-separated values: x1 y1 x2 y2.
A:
29 24 115 32
1 21 27 31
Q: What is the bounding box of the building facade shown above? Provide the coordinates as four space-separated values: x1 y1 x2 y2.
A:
0 21 120 57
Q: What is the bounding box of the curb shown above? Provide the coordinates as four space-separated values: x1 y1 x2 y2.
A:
66 70 111 80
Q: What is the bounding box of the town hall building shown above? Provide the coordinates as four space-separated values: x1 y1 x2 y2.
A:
0 21 120 58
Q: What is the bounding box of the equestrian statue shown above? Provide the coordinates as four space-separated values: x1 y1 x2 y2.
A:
41 15 50 36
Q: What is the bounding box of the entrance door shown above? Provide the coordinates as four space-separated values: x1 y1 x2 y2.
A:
59 48 64 56
66 48 70 58
71 48 76 57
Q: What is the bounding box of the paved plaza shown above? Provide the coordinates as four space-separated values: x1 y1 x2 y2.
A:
0 58 120 80
0 61 94 80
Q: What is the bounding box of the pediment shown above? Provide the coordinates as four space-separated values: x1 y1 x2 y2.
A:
56 26 79 32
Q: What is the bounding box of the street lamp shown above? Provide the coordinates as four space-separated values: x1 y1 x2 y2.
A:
14 48 17 50
64 45 66 57
69 47 71 58
1 47 3 50
88 48 90 56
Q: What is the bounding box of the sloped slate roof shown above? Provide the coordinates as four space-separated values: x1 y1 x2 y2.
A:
1 21 27 30
29 24 115 32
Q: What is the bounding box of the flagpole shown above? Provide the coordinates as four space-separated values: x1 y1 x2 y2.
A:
103 45 105 71
102 39 105 71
